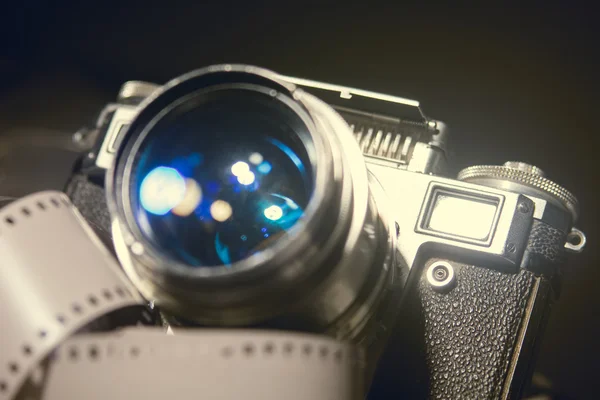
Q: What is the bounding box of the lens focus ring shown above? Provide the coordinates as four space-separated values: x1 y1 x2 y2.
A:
107 65 352 324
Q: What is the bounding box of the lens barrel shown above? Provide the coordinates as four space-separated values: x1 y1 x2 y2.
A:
107 65 399 342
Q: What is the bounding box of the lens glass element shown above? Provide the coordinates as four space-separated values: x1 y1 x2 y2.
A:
130 89 313 267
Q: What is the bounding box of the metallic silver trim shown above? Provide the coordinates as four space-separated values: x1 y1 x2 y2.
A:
0 192 146 400
117 81 161 103
96 71 448 174
342 109 448 174
95 105 139 169
415 183 505 247
503 161 546 177
405 141 447 175
94 103 121 128
426 261 456 291
365 163 528 271
565 227 586 253
400 135 412 161
43 328 365 400
500 276 541 400
281 75 420 108
526 196 572 233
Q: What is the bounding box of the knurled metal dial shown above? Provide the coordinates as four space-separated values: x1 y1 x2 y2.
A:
458 162 579 222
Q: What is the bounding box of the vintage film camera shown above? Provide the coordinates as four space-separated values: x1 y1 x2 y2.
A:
1 64 586 399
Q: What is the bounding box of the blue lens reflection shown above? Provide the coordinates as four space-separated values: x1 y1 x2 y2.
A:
267 138 306 177
132 90 312 267
212 193 304 264
140 166 186 215
215 233 232 265
257 161 272 174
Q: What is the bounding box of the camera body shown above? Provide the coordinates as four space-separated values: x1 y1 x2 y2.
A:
69 65 585 399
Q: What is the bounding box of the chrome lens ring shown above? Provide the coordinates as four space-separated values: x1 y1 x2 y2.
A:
107 65 355 323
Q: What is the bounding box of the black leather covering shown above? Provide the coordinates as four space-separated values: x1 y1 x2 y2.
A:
65 174 111 236
418 263 535 399
523 220 567 274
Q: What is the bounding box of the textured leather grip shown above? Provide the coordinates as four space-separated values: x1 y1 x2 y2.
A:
409 220 566 399
65 174 112 243
523 220 567 275
527 221 566 263
418 262 535 399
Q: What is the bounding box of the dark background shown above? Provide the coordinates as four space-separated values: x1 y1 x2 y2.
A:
1 2 598 398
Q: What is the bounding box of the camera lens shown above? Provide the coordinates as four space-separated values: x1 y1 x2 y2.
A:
129 89 313 266
109 66 399 340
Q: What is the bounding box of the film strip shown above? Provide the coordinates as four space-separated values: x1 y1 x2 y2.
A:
0 192 152 399
42 328 365 399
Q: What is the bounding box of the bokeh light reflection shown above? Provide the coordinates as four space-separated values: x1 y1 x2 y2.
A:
140 166 186 215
